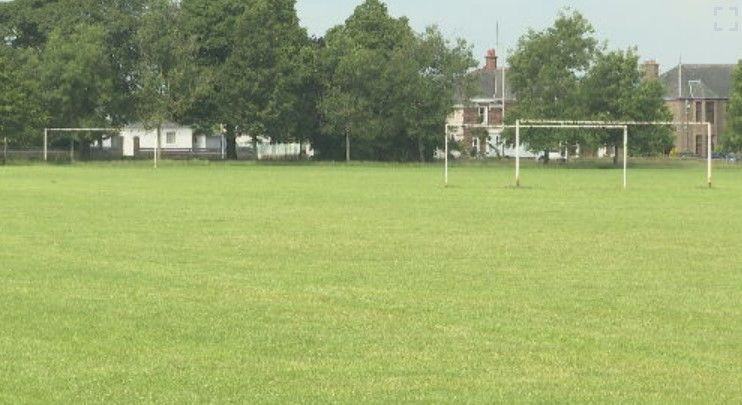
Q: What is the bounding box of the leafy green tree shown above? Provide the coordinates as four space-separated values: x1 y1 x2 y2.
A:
133 0 198 140
1 0 147 124
0 46 44 146
181 0 313 159
506 10 672 163
39 25 118 129
506 10 598 162
581 49 672 163
318 0 407 160
319 0 474 161
390 27 475 161
723 62 742 153
223 0 314 156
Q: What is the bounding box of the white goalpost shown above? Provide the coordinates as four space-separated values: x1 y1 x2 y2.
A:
443 119 714 190
44 127 163 168
521 120 714 188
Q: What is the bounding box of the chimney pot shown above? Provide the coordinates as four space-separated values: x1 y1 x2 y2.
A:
642 60 660 81
485 49 498 71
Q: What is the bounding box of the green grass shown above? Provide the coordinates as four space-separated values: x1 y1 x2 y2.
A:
1 161 740 403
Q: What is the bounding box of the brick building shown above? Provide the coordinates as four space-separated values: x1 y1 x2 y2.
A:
657 62 735 156
447 49 517 157
449 52 736 159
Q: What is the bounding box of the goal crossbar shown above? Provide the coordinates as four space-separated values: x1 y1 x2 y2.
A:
518 120 714 188
443 119 714 190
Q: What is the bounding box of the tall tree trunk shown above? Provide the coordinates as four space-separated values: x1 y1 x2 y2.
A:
543 149 550 165
345 131 350 163
418 138 425 162
252 135 259 161
225 124 237 160
80 141 91 160
613 145 619 166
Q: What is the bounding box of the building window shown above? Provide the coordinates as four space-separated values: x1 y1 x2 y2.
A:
166 131 176 145
706 102 715 124
695 102 702 122
695 135 704 156
477 107 486 124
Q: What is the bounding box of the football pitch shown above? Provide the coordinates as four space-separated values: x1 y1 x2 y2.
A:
1 161 740 402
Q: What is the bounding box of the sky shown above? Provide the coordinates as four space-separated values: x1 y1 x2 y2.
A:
1 0 739 70
296 0 742 72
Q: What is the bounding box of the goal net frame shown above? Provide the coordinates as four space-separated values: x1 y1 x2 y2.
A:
443 119 714 190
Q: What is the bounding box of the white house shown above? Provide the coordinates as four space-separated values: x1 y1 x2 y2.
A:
119 122 220 157
93 122 225 157
92 123 314 160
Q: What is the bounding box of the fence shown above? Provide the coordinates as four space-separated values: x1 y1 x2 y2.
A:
1 137 311 164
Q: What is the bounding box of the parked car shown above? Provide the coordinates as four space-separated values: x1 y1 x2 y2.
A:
537 151 566 162
678 150 695 160
712 152 727 160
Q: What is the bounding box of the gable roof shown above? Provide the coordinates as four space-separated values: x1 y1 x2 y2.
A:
455 67 516 104
660 64 735 100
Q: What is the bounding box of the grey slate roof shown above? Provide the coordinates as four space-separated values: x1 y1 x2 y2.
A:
660 64 735 100
455 67 516 104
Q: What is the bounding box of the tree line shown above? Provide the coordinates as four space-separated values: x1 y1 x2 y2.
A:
504 10 675 163
2 2 741 161
0 0 475 161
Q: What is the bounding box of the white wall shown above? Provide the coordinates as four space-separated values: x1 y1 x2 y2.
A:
120 123 193 156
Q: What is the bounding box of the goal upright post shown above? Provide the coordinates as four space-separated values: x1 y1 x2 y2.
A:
43 129 48 162
623 125 628 190
707 122 712 188
523 120 715 188
515 120 521 187
444 124 449 187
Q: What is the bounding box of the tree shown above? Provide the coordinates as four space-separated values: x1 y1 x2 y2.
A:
223 0 314 157
506 9 598 163
133 0 198 149
180 0 312 159
507 10 672 164
318 0 474 161
318 0 410 160
391 27 476 161
1 0 148 125
0 46 44 146
581 49 673 163
39 25 118 129
723 62 742 153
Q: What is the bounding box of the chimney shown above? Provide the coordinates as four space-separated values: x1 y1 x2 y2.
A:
484 49 498 71
642 60 660 81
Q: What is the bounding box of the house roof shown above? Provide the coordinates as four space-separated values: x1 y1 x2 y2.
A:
660 64 735 100
455 67 516 104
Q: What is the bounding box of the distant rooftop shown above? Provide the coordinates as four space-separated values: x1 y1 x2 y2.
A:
660 64 735 100
455 49 516 104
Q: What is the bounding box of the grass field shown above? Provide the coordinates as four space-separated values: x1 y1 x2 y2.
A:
1 161 741 402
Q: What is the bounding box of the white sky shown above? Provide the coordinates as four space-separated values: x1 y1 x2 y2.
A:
2 0 739 71
296 0 742 72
